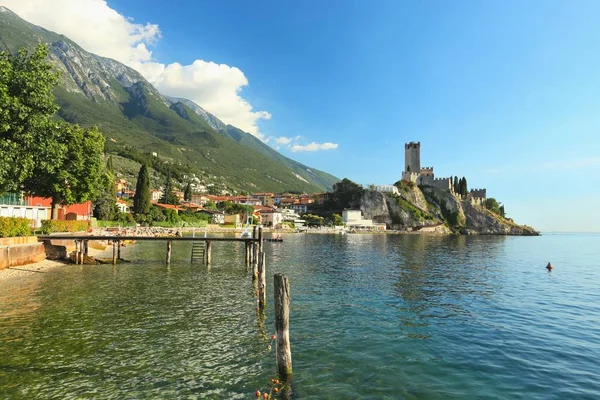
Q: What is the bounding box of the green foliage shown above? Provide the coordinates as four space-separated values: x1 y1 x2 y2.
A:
485 198 502 215
159 169 179 205
324 178 365 210
458 177 468 197
301 213 325 226
163 209 180 224
133 164 152 215
216 201 254 216
453 176 459 193
331 213 343 226
41 220 90 234
184 182 192 202
394 195 432 222
0 44 62 192
0 217 32 237
93 156 118 220
22 124 105 218
95 220 135 228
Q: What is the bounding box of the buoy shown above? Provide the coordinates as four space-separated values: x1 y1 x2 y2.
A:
546 262 553 271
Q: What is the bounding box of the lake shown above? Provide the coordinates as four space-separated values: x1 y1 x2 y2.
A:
1 233 599 399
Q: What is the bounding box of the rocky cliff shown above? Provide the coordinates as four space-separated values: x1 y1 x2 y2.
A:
359 183 538 235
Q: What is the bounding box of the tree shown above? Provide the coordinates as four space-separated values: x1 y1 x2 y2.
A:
453 176 459 193
22 124 105 219
93 157 118 221
462 177 468 196
331 213 343 226
485 198 501 215
133 164 152 215
160 169 179 205
499 205 505 218
184 182 192 202
458 177 468 197
0 44 64 192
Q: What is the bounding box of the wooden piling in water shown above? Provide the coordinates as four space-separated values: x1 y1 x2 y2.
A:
117 241 121 260
112 241 117 265
258 226 263 253
84 240 89 257
245 242 250 265
166 240 172 264
258 252 266 310
206 241 212 264
74 240 79 264
252 242 258 280
274 273 292 382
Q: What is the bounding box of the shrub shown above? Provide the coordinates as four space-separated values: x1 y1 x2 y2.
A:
41 220 90 234
0 217 32 237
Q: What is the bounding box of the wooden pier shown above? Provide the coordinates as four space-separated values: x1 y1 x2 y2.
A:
38 234 262 265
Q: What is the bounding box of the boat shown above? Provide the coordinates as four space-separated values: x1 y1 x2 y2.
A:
239 214 253 238
264 237 283 242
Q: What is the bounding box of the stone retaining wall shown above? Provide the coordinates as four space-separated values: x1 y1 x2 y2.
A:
0 242 46 270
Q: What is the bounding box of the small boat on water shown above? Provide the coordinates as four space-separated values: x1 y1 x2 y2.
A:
264 237 283 242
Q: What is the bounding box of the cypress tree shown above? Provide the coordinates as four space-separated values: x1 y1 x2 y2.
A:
160 169 178 205
133 164 152 214
184 182 192 202
453 176 459 193
462 177 468 196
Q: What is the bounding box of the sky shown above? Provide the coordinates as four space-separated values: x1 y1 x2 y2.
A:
2 0 600 232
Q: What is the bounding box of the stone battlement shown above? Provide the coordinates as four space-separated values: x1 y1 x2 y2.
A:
469 188 487 199
405 142 420 149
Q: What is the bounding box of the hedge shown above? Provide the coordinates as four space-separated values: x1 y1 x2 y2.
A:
41 220 90 234
0 217 32 238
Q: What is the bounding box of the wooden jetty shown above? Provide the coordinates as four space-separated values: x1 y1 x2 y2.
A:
38 233 262 266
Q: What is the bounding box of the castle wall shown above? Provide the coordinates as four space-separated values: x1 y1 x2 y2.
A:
402 171 419 183
405 142 420 173
469 189 486 199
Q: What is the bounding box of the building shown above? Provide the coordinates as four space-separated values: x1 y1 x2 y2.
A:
288 203 308 214
342 209 374 229
116 199 130 213
197 209 225 224
260 209 283 228
0 193 50 228
373 185 399 195
27 196 92 221
152 203 185 214
150 189 163 202
401 142 461 194
250 192 275 206
224 214 242 228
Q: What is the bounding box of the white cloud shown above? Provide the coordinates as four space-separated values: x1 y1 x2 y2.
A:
0 0 270 136
291 142 338 152
275 136 292 145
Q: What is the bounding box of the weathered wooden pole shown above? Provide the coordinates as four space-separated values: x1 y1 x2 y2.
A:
245 241 250 265
166 240 172 264
206 240 212 264
74 240 79 264
258 226 263 253
117 240 121 260
253 225 257 239
274 273 292 382
258 252 266 310
84 240 89 257
252 242 258 280
79 241 84 264
112 241 117 265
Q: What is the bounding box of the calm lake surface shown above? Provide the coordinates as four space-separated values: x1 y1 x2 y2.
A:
1 233 599 399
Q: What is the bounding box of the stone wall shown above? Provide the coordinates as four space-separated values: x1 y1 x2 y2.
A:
0 242 46 270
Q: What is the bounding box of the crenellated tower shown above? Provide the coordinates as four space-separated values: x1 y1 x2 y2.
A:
404 142 421 173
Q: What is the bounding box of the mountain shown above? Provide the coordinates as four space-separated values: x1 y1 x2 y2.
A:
0 6 340 193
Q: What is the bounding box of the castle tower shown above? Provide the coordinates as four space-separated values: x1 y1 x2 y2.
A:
405 142 421 173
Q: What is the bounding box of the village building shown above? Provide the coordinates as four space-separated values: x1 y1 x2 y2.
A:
116 199 130 213
197 209 225 224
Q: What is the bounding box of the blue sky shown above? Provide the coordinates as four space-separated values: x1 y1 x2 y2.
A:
4 0 600 231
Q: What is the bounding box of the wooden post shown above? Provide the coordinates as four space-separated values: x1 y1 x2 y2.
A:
79 241 84 264
84 240 89 256
166 240 172 264
74 240 79 264
274 273 292 382
258 226 263 253
252 242 258 280
253 225 257 239
245 241 250 265
206 241 212 264
117 241 121 260
112 241 117 265
258 252 266 310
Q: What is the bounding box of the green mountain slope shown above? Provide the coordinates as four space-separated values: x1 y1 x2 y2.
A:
0 6 339 193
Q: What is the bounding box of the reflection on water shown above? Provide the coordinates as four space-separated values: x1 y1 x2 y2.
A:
1 233 599 399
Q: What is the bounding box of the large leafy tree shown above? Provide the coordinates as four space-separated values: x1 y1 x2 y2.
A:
0 44 63 192
23 124 105 219
133 164 152 215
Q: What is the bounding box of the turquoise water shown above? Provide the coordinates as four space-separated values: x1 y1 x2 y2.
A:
1 233 599 399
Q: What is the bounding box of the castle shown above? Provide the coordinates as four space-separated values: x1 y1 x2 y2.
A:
401 142 487 204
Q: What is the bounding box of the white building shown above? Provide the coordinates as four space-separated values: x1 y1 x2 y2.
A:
260 210 283 229
116 199 130 213
374 185 399 195
342 209 378 229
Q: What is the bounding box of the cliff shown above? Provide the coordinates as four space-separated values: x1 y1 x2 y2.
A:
358 183 538 235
